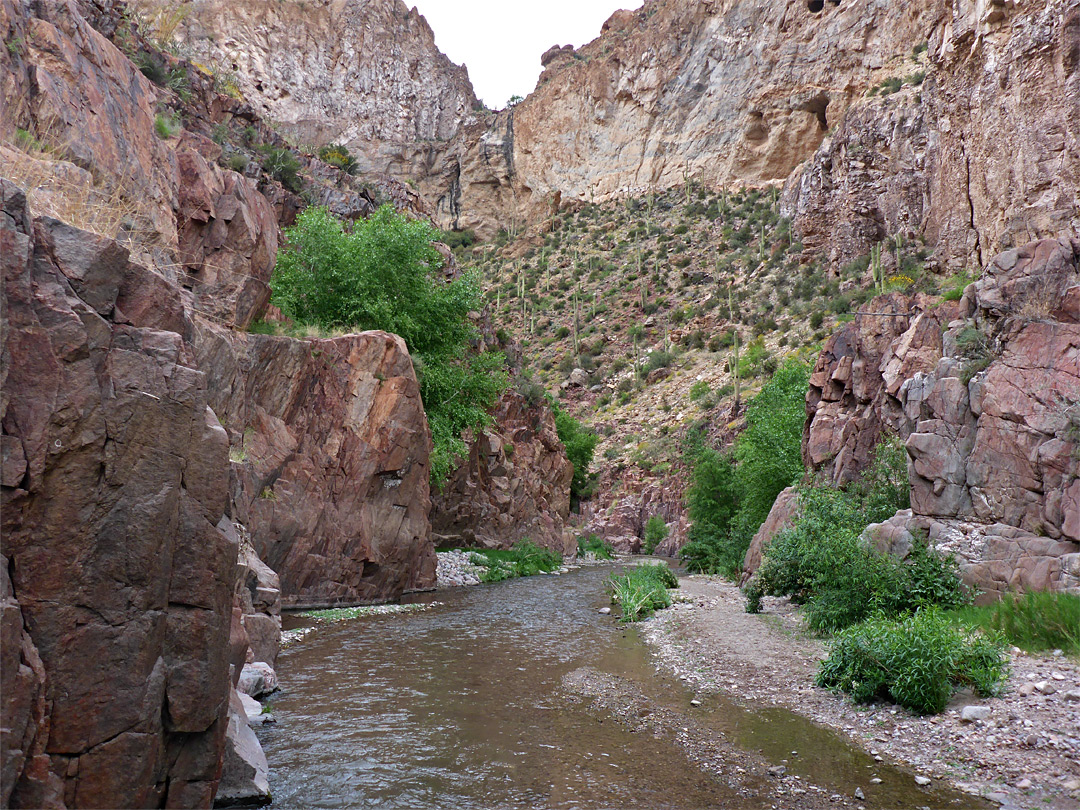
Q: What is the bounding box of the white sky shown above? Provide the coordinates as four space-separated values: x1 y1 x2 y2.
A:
409 0 644 109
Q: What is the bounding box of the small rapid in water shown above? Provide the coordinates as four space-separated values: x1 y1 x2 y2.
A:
256 563 986 809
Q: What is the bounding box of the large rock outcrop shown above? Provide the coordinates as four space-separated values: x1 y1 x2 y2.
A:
793 237 1080 598
430 392 574 555
1 181 236 807
194 322 437 607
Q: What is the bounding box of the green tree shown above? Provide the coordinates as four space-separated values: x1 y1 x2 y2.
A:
270 205 508 486
551 402 598 506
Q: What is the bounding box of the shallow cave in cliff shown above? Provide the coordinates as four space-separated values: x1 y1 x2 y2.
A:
807 0 825 12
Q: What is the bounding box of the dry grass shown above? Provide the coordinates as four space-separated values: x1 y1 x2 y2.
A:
129 1 193 50
0 135 142 241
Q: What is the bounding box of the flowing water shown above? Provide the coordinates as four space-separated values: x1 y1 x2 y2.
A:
257 564 987 809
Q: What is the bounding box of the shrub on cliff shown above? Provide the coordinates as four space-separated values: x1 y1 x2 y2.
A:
271 205 508 486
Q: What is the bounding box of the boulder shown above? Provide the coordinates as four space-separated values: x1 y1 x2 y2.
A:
192 321 437 607
742 487 802 580
216 690 271 807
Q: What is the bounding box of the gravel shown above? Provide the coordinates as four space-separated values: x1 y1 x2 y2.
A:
641 574 1080 810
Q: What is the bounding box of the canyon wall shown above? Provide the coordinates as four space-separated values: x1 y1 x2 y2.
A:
1 180 235 808
431 391 575 555
779 237 1080 599
160 0 481 182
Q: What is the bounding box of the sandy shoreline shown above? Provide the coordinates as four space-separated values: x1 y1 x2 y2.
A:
637 574 1080 810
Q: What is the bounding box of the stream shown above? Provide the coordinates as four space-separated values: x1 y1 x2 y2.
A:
256 563 986 809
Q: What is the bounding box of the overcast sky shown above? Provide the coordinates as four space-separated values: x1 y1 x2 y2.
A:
410 0 644 109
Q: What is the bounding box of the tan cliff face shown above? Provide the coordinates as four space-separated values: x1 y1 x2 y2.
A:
160 0 482 178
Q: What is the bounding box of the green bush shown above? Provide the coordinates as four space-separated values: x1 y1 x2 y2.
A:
317 144 358 174
953 591 1080 656
551 402 599 504
643 515 670 554
744 437 968 632
640 350 674 377
259 144 303 193
154 112 180 139
679 359 810 578
469 539 563 582
688 379 711 402
817 608 1008 714
577 534 615 560
439 228 478 250
271 206 508 486
606 563 678 622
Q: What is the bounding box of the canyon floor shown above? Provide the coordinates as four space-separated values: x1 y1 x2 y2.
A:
639 575 1080 810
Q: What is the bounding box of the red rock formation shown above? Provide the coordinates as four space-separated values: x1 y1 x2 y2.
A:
193 321 437 607
794 238 1080 597
1 180 236 807
430 391 574 555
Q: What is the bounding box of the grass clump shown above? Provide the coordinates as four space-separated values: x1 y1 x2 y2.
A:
817 608 1009 714
468 539 563 582
606 563 678 622
577 534 615 560
952 591 1080 656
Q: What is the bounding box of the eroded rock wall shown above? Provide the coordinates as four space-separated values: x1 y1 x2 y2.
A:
194 322 437 607
1 181 236 807
795 238 1080 598
430 392 574 555
159 0 480 179
784 0 1080 270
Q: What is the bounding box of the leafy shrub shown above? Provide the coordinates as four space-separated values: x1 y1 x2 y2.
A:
552 402 599 504
439 228 478 250
317 144 358 174
259 144 303 193
271 206 508 486
643 515 670 554
680 359 810 578
606 563 678 622
744 436 969 632
817 608 1008 714
640 350 674 377
226 153 248 173
469 539 563 582
577 534 615 560
688 379 711 402
953 591 1080 655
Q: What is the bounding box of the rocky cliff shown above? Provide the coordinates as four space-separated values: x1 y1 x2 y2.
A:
785 237 1080 599
158 0 481 183
1 180 235 808
431 391 575 555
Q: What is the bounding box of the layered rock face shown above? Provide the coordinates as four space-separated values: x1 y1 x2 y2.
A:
794 238 1080 598
1 181 236 807
431 392 574 555
162 0 480 179
784 0 1079 270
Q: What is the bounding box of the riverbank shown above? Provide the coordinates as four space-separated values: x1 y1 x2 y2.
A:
435 548 617 587
640 574 1080 810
